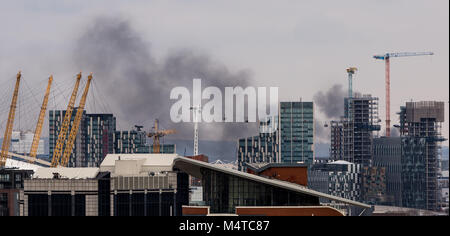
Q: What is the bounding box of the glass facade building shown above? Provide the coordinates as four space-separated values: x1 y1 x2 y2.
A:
279 102 314 164
201 168 319 214
373 137 402 207
399 101 445 211
238 102 314 170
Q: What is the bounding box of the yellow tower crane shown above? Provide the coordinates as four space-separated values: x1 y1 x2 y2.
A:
59 73 93 167
51 72 82 167
29 75 53 163
147 119 176 153
0 71 21 167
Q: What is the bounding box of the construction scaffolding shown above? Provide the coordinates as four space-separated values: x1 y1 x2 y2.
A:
330 94 380 167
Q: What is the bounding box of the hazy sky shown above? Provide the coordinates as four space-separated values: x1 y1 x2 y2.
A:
0 0 448 145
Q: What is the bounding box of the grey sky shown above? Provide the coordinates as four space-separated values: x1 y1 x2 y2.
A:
0 0 448 145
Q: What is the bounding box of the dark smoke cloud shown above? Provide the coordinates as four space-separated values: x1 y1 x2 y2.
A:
313 84 347 142
313 84 346 120
73 16 257 146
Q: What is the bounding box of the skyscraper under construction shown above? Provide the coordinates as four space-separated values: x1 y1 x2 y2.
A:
330 94 381 167
398 101 446 211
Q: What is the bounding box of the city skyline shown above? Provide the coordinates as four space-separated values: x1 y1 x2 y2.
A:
0 0 448 146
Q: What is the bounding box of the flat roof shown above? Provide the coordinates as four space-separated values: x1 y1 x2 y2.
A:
173 157 371 209
100 153 176 167
33 167 99 179
5 158 41 172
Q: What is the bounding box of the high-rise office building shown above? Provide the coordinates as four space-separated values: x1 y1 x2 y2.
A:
49 110 116 167
399 101 445 211
238 101 314 170
279 102 315 164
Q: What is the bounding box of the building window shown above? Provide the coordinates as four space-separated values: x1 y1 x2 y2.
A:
0 174 10 182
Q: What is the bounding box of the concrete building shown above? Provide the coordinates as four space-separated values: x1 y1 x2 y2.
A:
238 101 314 170
330 94 381 167
21 154 189 216
398 101 445 211
49 110 116 167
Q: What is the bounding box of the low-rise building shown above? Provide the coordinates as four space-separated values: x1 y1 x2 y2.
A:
21 154 189 216
308 160 362 204
0 168 33 216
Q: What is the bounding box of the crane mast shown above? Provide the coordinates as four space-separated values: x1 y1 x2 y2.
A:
59 73 93 167
147 119 176 154
0 71 21 167
191 105 201 156
346 67 357 122
373 51 434 137
29 75 53 162
51 72 82 167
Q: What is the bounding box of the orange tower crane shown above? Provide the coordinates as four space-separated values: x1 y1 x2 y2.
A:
59 73 93 167
51 72 82 167
373 52 433 137
29 75 53 163
147 119 176 153
0 71 21 167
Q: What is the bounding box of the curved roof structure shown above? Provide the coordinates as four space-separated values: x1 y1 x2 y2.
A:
174 156 371 209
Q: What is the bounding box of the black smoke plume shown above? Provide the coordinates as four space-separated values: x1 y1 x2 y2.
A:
313 84 346 120
313 84 347 142
73 16 257 148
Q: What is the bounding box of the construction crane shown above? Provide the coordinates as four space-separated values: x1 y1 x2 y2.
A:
346 67 358 99
190 105 201 156
0 71 21 167
29 75 53 163
346 67 357 122
147 119 176 154
373 52 434 137
51 72 82 167
59 73 93 167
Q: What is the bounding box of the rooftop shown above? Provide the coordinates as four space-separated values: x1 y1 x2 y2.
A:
174 157 371 209
100 153 176 167
33 167 99 179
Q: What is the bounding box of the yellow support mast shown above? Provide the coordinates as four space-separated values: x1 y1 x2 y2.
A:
0 71 21 167
29 75 53 163
51 72 82 167
59 73 93 167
